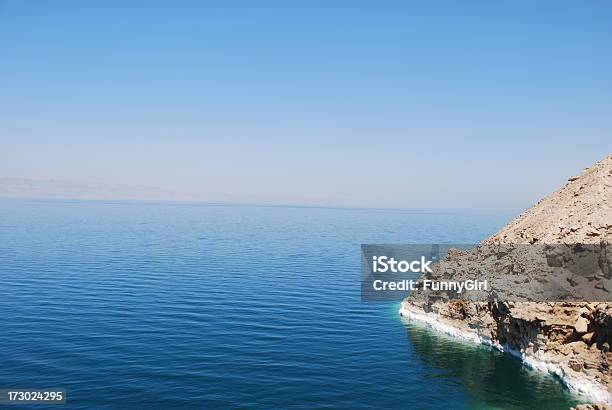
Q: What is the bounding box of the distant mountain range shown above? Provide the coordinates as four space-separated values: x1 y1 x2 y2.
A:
0 178 211 202
0 178 316 205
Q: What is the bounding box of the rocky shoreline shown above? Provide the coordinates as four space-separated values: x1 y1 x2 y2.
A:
401 156 612 407
399 302 611 404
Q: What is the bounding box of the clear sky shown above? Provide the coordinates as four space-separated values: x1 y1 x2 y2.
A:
1 1 610 209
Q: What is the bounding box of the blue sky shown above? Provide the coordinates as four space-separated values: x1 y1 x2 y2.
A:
1 1 610 209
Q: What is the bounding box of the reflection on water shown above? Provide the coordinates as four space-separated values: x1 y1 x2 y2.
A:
403 319 582 409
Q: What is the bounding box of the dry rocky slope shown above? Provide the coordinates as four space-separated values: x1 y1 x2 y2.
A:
400 155 612 405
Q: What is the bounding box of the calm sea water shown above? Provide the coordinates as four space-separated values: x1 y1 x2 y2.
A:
0 199 582 409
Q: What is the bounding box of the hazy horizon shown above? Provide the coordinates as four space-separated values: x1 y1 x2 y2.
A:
1 2 611 209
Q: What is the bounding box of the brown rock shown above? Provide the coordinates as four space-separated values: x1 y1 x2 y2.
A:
574 317 589 333
582 332 596 344
568 358 583 372
603 278 612 292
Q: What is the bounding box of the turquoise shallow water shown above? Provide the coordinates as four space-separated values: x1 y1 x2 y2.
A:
0 199 582 409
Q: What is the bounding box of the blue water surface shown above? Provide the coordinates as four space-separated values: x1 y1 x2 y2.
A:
0 199 582 409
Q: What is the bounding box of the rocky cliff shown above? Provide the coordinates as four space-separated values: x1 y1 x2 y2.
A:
400 155 612 405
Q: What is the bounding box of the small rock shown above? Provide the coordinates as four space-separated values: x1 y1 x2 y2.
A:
574 317 589 333
571 341 589 355
582 332 595 344
568 358 583 372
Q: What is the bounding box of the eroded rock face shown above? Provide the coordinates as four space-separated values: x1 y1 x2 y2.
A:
403 155 612 403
